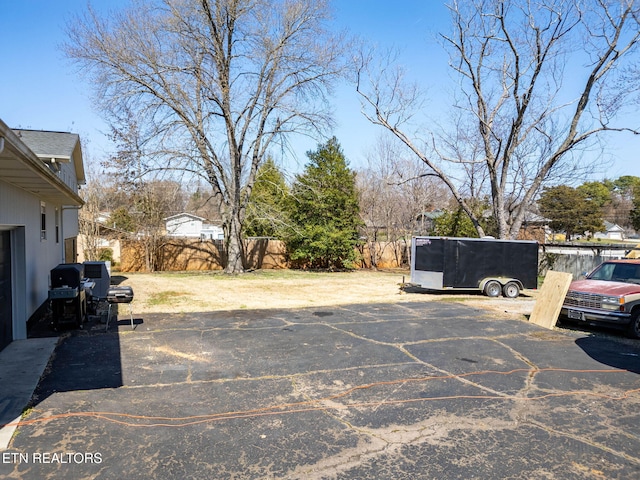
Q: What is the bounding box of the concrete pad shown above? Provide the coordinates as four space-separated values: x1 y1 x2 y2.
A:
0 338 58 450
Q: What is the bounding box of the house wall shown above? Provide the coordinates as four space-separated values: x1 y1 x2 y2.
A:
166 217 204 237
0 180 70 339
58 156 80 255
62 207 79 239
55 160 79 193
201 225 224 240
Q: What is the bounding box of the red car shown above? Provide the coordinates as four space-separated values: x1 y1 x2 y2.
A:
560 259 640 338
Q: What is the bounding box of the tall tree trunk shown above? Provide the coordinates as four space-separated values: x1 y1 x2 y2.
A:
224 213 244 274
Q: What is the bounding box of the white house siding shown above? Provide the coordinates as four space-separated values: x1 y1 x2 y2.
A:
61 206 79 238
201 225 224 240
58 161 77 193
0 180 69 340
166 215 204 237
59 159 81 257
0 125 85 351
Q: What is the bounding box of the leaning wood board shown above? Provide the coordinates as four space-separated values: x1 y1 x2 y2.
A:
529 270 573 330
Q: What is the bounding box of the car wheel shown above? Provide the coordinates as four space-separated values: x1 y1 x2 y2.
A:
502 281 520 298
484 280 502 297
627 311 640 339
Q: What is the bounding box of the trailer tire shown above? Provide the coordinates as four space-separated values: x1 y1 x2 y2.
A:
484 280 502 297
502 281 520 299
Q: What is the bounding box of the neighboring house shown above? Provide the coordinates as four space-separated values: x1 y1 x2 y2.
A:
0 121 85 351
165 213 205 237
594 221 625 241
164 213 224 240
415 210 444 235
96 211 112 225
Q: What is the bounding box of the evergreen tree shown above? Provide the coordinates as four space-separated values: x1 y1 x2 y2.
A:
577 182 612 210
631 184 640 232
538 185 604 240
612 176 640 196
286 138 363 269
110 206 136 233
432 198 497 238
433 208 481 238
244 158 289 238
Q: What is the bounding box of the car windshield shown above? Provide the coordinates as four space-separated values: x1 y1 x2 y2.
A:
588 262 640 284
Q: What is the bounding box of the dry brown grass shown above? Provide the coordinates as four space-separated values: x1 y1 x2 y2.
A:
114 269 537 319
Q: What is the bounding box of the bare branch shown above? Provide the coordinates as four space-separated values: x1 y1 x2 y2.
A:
66 0 345 272
356 0 640 239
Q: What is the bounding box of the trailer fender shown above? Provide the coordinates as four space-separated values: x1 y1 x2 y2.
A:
479 278 524 297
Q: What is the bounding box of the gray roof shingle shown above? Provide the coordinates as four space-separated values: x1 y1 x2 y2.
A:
13 129 80 159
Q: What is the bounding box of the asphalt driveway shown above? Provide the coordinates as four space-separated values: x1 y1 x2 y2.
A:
1 301 639 479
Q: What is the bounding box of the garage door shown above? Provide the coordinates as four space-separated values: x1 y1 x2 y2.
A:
0 230 12 351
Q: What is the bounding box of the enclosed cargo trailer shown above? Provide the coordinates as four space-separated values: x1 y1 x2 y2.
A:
410 236 538 297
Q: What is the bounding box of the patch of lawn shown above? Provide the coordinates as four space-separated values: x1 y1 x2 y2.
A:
147 290 191 306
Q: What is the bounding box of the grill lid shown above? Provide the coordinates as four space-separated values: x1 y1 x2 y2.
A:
107 286 134 303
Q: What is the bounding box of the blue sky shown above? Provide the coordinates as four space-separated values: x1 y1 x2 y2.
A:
1 0 638 180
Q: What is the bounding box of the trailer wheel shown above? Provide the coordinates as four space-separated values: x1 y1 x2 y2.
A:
484 280 502 297
502 281 520 298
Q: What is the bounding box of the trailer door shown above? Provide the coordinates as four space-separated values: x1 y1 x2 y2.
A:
411 237 445 289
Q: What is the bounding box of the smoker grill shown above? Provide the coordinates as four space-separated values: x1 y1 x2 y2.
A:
106 286 135 331
106 286 134 303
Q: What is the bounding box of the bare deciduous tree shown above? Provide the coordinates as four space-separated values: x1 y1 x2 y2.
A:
357 134 450 267
66 0 345 273
356 0 640 239
79 177 106 262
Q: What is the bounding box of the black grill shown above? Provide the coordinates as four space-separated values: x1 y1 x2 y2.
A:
49 264 87 328
51 263 84 288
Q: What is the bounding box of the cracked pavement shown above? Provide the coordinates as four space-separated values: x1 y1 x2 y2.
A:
1 301 639 479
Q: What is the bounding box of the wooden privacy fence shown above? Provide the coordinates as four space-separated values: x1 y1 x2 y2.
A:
121 238 289 272
119 238 410 272
115 237 638 276
357 241 409 269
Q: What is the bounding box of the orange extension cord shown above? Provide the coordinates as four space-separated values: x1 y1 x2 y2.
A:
10 367 640 429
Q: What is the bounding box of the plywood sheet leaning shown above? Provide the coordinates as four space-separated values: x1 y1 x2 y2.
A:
529 270 573 330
